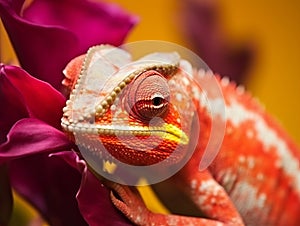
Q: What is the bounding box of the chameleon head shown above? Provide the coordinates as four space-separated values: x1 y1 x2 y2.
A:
61 45 196 166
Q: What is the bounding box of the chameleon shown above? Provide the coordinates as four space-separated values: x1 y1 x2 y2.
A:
61 45 300 225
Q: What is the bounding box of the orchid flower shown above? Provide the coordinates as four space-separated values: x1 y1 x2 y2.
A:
0 0 137 225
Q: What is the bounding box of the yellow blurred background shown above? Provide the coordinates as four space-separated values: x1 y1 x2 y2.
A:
1 0 300 224
106 0 300 145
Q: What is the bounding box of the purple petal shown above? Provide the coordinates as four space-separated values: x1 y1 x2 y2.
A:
0 0 137 90
0 64 66 143
0 114 86 225
181 0 255 84
0 164 13 226
77 169 132 226
0 65 28 143
9 153 87 226
0 118 73 163
53 151 132 226
24 0 138 49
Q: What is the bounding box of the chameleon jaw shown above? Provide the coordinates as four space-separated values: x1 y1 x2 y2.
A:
62 118 189 166
96 123 189 146
61 119 189 146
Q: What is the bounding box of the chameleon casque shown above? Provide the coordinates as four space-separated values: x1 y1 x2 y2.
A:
61 45 300 226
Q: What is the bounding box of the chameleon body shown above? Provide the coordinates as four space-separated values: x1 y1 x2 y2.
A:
61 45 300 225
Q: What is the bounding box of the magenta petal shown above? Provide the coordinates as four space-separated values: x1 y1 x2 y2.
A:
0 64 66 138
0 65 29 143
0 0 137 90
9 153 87 226
77 169 132 226
53 151 132 226
0 164 13 225
23 0 138 49
0 118 73 163
0 115 84 225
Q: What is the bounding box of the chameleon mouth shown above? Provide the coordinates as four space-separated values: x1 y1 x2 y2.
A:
96 123 189 145
62 118 189 146
62 118 189 166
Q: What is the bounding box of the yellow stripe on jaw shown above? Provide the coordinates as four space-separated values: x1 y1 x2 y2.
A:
78 122 189 145
161 123 189 145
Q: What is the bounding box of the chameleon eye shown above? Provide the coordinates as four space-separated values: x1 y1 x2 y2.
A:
126 70 170 121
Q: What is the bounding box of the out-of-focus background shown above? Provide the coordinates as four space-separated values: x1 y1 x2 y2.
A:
105 0 300 145
1 0 299 224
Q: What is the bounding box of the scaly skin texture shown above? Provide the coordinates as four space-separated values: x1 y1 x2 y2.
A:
62 45 300 226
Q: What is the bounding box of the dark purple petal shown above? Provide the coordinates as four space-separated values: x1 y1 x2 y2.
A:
0 89 85 225
53 151 132 226
0 0 137 90
181 0 255 84
77 169 132 226
0 164 13 226
9 153 87 226
0 64 66 143
0 118 73 163
0 64 28 143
